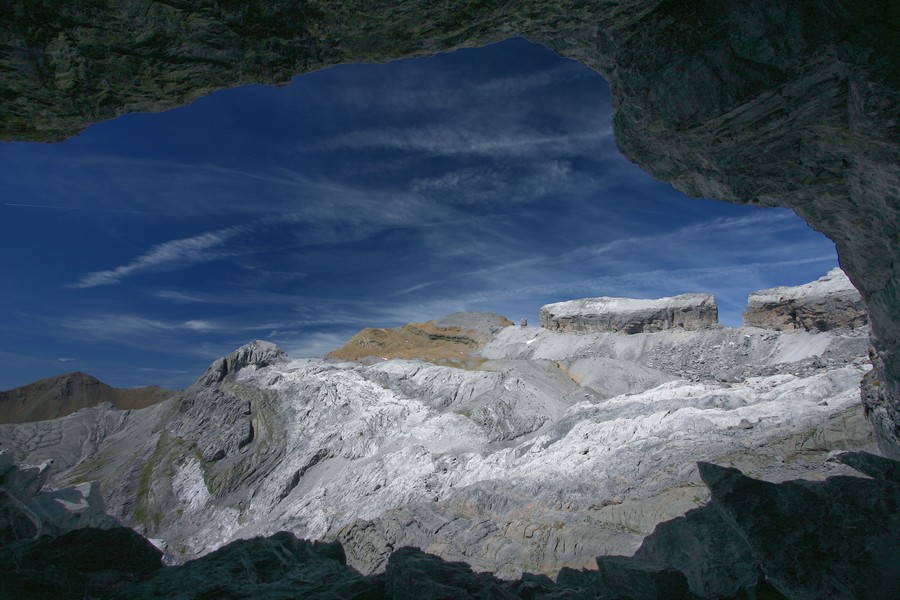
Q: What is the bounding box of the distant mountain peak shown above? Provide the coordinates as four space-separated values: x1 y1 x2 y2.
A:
0 372 176 424
195 340 290 387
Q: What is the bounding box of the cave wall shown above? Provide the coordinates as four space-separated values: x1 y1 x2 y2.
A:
1 0 898 456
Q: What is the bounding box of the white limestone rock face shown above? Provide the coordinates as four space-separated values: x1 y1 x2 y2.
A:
196 339 290 386
540 293 718 334
0 317 876 580
743 268 868 333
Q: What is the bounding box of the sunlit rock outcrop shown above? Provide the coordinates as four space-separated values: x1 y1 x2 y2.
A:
197 340 290 387
743 268 868 333
540 293 717 334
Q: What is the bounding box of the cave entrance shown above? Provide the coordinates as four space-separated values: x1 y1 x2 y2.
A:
0 38 839 390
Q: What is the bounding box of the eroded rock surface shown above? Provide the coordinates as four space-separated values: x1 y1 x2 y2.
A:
0 290 893 598
197 340 290 387
540 293 718 334
744 268 868 332
0 303 877 580
2 457 894 599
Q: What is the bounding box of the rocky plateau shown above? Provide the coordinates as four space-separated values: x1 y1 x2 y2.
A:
1 272 896 598
743 267 869 333
539 293 718 334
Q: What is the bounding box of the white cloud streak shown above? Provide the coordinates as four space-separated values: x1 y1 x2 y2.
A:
71 225 249 288
317 126 612 158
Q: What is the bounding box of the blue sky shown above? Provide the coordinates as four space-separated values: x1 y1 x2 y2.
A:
0 38 838 390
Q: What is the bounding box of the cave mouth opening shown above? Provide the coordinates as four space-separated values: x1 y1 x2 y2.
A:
0 37 840 391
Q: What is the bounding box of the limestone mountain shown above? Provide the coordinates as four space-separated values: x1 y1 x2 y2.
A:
0 272 877 585
0 371 176 424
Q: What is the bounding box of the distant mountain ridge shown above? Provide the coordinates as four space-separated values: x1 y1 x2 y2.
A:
0 371 176 424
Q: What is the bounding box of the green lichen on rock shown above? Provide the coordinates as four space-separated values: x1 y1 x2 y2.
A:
134 431 168 529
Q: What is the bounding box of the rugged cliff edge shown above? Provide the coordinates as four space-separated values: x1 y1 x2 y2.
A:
0 449 119 544
743 267 868 332
539 293 718 334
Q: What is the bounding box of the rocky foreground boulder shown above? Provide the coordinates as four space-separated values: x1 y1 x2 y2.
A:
0 449 118 545
1 452 896 599
633 454 900 599
743 268 868 333
0 527 163 600
539 293 718 334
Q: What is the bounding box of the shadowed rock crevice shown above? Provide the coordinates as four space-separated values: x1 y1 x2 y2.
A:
1 2 898 450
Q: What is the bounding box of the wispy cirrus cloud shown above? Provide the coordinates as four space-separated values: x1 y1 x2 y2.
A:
71 225 249 288
305 55 588 115
0 38 843 392
316 126 612 158
60 314 177 338
409 160 575 206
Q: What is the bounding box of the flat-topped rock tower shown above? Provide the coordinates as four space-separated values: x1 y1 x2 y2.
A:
540 293 717 334
743 268 868 333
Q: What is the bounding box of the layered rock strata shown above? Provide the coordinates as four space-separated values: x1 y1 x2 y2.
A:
540 293 717 334
1 453 896 599
743 268 868 332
